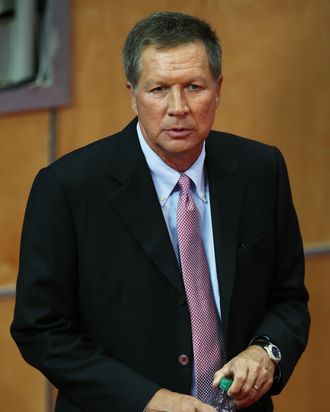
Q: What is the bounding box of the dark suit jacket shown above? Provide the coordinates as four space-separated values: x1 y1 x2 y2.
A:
11 118 310 412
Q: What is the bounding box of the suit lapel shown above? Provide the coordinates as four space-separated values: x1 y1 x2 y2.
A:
105 120 184 295
105 122 244 340
206 136 244 344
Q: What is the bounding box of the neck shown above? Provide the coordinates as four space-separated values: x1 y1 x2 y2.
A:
162 154 200 173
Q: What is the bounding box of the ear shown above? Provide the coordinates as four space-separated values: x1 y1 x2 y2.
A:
215 75 223 107
126 82 138 115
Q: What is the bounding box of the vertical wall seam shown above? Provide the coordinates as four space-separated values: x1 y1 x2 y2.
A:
45 107 58 412
48 108 57 164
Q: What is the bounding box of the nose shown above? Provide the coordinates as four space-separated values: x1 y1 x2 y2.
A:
167 88 189 117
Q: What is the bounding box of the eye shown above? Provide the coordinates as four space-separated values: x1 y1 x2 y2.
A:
150 86 166 93
186 83 201 91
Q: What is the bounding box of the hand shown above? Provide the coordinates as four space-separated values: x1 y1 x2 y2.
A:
212 345 275 409
146 388 217 412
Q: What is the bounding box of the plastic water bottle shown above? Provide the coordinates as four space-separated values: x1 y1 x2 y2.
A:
214 377 236 411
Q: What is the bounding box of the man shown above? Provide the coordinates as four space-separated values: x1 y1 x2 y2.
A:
11 12 310 412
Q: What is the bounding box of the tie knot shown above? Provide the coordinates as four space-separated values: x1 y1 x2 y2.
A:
178 174 191 194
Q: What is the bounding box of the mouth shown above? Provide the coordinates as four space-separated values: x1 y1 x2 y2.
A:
164 128 193 138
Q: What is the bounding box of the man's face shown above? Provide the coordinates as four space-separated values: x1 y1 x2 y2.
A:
127 42 222 171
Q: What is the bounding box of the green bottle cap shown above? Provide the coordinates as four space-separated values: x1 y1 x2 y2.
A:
219 377 233 392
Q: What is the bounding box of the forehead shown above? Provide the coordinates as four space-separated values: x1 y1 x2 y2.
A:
139 42 211 79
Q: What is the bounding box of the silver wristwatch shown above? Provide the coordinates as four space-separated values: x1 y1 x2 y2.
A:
251 337 282 364
261 342 282 364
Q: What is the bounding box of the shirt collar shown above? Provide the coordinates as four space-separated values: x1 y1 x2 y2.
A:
136 122 207 206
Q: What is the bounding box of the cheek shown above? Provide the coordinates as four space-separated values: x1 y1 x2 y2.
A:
139 102 165 123
198 99 217 120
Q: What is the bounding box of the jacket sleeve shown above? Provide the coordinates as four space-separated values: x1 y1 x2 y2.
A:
252 147 310 394
11 167 160 412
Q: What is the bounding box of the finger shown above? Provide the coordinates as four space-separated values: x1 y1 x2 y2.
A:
178 394 218 412
233 378 273 409
233 388 260 409
227 367 248 398
231 371 269 402
248 363 274 396
232 356 274 399
232 369 259 399
252 383 261 392
212 364 233 388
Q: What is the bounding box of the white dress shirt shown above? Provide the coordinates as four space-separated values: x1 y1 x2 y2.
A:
136 122 222 396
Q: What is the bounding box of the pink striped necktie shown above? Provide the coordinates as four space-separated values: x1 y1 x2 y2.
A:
176 173 225 407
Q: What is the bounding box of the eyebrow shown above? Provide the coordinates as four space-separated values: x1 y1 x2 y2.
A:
143 76 208 89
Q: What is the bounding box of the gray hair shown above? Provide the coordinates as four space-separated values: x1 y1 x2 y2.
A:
123 11 222 90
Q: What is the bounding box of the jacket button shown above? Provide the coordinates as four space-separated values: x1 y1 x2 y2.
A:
178 354 190 366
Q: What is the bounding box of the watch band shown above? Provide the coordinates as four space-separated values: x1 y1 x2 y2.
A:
250 336 282 364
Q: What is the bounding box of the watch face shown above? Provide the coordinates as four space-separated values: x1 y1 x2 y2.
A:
271 346 280 359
